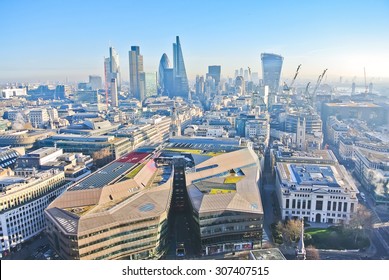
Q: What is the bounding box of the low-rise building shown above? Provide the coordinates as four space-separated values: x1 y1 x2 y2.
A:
274 149 358 224
0 169 68 253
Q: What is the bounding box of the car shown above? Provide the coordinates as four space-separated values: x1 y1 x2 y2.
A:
360 192 366 201
176 242 186 258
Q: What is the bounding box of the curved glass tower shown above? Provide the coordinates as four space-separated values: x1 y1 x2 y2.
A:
261 53 283 94
158 53 171 95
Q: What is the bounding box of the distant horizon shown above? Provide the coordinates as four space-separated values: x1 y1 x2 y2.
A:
1 0 389 84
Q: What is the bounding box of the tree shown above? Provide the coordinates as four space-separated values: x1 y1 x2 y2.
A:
277 219 303 244
348 204 373 244
92 148 113 167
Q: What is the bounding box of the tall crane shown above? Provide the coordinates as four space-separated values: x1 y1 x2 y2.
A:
289 64 302 89
283 64 302 92
364 67 368 93
312 68 328 107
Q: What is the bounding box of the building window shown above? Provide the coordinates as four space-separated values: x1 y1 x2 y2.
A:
316 201 323 211
343 202 348 212
350 203 354 213
292 199 296 208
302 200 306 209
286 199 289 208
327 201 331 211
307 200 311 209
332 201 337 211
338 202 342 212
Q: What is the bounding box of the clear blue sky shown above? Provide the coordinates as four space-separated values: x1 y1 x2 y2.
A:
1 0 389 83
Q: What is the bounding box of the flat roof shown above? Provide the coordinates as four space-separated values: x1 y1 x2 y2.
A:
290 164 338 187
69 150 151 191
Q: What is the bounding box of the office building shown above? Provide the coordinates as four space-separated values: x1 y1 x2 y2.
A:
129 46 146 102
235 76 245 95
38 135 132 161
104 46 121 91
145 72 157 98
0 130 56 149
207 66 221 87
111 78 119 107
261 53 283 94
322 102 386 127
0 147 21 169
172 36 189 99
45 148 172 260
88 75 102 90
164 138 264 255
0 169 68 253
75 90 99 104
158 53 172 96
1 88 28 99
274 149 358 224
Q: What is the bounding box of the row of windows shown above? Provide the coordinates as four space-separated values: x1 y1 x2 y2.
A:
78 217 159 240
201 224 261 235
79 225 159 249
285 211 347 219
200 217 261 227
94 241 156 260
80 233 157 258
0 177 64 211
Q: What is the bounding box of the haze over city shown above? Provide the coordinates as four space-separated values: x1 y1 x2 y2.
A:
1 0 389 83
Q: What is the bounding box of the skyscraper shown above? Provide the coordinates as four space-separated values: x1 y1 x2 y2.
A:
89 75 102 90
129 46 146 102
261 53 283 94
172 36 189 99
207 65 221 87
105 46 121 92
111 78 118 107
145 72 157 98
158 53 171 96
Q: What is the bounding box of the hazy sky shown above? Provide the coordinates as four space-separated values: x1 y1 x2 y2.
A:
1 0 389 83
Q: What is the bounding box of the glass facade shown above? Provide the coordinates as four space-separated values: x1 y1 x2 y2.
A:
261 53 283 94
172 36 189 99
129 46 146 101
158 53 171 96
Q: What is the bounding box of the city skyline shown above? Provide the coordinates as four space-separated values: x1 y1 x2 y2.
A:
1 0 389 83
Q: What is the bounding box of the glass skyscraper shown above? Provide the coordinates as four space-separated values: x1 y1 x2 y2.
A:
172 36 189 99
158 53 171 96
129 46 146 101
104 46 121 92
261 53 283 94
207 65 221 87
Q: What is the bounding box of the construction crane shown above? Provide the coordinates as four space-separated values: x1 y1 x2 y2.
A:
311 68 328 107
283 64 302 92
364 67 368 93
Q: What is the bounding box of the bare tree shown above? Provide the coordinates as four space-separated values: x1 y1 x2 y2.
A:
348 204 373 244
92 148 112 167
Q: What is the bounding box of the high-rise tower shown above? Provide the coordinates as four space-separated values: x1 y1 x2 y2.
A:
111 78 118 107
207 65 221 87
172 36 189 99
129 46 146 102
261 53 283 94
158 53 172 96
105 46 121 92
